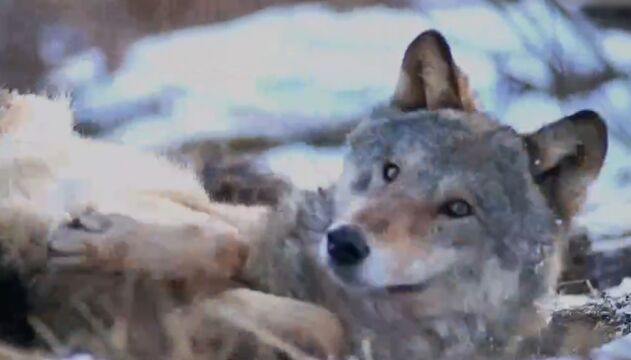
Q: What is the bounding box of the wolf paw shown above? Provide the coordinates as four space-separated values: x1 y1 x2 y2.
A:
48 211 249 279
205 289 346 360
47 211 136 269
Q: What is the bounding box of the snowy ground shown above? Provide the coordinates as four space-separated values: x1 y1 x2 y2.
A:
48 2 631 238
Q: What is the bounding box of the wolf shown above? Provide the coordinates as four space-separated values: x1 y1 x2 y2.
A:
0 91 344 359
0 90 261 278
0 30 608 360
242 30 609 359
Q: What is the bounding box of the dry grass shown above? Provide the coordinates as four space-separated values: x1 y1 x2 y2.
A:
0 264 626 360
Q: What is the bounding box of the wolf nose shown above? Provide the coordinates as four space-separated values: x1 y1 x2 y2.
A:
326 225 370 266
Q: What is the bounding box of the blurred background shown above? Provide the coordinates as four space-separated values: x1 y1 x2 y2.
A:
0 0 630 250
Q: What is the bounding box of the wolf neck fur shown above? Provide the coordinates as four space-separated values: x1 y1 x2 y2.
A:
244 190 546 359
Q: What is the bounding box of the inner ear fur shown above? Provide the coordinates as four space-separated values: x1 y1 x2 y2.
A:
391 29 476 112
524 110 608 222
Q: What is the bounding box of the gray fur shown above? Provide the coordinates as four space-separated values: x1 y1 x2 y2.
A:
245 30 608 360
246 106 605 359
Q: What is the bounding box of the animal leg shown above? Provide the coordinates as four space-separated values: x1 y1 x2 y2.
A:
201 288 347 360
48 210 248 280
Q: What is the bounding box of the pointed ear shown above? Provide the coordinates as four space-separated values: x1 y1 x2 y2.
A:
524 110 608 222
391 30 476 112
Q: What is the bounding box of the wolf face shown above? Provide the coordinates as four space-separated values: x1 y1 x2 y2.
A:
323 112 548 293
317 31 607 317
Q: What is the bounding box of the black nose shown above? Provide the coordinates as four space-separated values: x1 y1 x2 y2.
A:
326 225 370 266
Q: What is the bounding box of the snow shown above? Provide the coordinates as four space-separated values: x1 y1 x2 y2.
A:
55 4 432 147
49 2 630 238
500 93 565 133
258 143 344 190
53 2 620 132
47 48 108 91
595 334 631 359
604 277 631 298
602 29 631 70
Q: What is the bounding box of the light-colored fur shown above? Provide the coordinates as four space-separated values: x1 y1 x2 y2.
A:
0 90 345 360
0 90 267 274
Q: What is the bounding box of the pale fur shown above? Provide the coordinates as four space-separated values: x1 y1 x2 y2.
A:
0 90 344 360
0 90 268 272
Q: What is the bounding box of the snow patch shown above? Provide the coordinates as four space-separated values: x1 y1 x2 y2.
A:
258 143 344 191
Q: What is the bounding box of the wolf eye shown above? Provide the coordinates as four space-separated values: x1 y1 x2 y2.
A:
382 162 400 183
440 199 473 218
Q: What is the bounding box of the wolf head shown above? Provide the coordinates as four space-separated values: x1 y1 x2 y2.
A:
319 31 607 307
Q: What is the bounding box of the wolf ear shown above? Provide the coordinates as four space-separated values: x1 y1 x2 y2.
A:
391 30 476 112
524 110 607 222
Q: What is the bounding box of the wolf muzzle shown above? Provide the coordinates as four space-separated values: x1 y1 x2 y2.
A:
326 225 370 266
